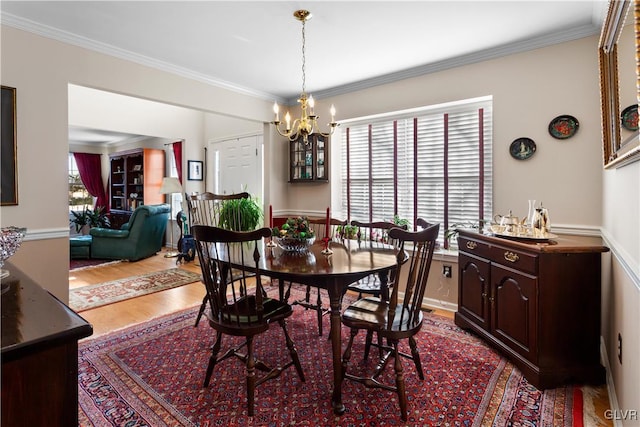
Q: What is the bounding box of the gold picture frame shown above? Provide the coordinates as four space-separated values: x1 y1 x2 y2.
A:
599 0 640 168
1 86 18 206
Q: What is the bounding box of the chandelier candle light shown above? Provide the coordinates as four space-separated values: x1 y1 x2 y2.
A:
271 10 338 145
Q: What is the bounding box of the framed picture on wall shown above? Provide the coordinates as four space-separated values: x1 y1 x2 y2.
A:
188 160 203 181
1 86 18 206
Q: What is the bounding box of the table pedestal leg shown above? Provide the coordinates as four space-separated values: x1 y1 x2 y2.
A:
328 285 345 415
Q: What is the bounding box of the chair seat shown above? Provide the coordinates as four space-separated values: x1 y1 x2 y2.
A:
347 274 384 296
342 297 424 338
215 295 293 328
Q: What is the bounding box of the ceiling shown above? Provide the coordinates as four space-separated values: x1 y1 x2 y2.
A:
2 1 609 145
2 1 608 103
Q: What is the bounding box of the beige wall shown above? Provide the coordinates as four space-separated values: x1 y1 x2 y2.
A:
2 22 638 416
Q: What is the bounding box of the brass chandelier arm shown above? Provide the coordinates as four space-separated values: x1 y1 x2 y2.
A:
271 9 338 145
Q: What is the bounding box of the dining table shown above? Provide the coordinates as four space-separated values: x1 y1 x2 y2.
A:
220 237 402 415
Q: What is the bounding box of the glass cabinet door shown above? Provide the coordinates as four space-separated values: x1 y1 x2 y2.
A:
289 134 328 182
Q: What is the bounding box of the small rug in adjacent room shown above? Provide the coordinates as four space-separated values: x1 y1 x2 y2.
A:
78 289 585 426
69 268 201 312
70 258 122 271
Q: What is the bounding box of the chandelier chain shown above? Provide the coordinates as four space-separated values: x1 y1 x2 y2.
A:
301 18 306 96
270 9 337 144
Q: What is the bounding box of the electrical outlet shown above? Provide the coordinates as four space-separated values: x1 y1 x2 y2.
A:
442 265 452 278
617 333 623 364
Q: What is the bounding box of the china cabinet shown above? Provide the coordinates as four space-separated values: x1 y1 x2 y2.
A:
289 134 328 182
455 229 608 389
109 148 165 227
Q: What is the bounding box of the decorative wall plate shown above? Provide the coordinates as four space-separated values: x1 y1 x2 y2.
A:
621 105 639 131
509 137 536 160
548 115 579 139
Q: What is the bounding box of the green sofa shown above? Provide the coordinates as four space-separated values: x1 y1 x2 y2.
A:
90 204 171 261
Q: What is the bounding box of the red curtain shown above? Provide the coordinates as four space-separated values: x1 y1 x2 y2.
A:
172 141 183 184
73 152 108 212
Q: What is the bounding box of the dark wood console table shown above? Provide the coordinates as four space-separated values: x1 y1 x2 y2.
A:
455 230 608 389
1 263 93 427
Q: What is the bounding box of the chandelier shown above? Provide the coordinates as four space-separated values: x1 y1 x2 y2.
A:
271 10 337 145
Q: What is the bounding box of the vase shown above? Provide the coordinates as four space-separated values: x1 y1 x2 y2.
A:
275 236 315 252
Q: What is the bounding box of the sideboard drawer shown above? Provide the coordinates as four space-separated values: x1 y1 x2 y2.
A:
458 236 490 258
489 245 538 275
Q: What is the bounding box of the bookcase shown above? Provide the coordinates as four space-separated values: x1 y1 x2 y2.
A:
289 134 328 182
108 148 165 227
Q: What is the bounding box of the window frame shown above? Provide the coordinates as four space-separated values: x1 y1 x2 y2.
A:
334 96 493 249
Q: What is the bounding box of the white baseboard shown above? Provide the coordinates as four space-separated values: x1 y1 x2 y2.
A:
600 336 623 427
422 297 457 313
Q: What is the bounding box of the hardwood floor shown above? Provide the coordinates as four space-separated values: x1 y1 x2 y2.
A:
70 249 612 425
70 251 205 337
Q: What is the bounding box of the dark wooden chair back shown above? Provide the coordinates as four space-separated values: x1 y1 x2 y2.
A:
188 191 252 327
386 223 440 329
341 222 440 421
186 192 250 230
193 225 271 330
347 220 408 300
307 216 348 240
351 219 407 248
416 217 433 230
191 224 305 415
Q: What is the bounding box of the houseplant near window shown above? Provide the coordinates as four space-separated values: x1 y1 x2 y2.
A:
217 197 262 231
70 206 110 234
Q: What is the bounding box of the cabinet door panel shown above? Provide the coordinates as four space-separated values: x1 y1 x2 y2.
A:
458 253 490 330
491 264 537 362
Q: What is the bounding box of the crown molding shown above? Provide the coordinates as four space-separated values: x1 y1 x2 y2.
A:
307 23 601 102
1 12 285 103
2 12 599 105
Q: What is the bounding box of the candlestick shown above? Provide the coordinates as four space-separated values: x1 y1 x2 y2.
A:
269 205 273 229
266 204 277 247
325 207 330 239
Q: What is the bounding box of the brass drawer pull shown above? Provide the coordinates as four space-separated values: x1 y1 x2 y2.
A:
466 241 477 250
504 251 520 263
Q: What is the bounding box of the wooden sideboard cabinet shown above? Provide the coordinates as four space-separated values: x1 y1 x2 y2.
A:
1 263 93 426
454 229 608 389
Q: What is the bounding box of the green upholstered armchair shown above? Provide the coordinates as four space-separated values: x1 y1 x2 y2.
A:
90 204 171 261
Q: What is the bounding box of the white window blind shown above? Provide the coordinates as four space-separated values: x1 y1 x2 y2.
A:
340 97 492 248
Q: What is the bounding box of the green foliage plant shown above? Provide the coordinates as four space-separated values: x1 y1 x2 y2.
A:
218 197 263 231
70 206 110 233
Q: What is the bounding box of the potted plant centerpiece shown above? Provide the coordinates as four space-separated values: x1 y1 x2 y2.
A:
271 216 315 252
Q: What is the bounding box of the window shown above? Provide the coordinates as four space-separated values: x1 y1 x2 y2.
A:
169 152 183 217
69 153 93 212
337 96 492 248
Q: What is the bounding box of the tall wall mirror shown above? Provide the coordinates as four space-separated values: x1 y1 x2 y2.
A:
599 0 640 168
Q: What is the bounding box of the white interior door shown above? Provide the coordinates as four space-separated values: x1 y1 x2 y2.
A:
210 134 263 200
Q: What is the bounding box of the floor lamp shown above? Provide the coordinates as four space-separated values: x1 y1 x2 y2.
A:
159 177 183 258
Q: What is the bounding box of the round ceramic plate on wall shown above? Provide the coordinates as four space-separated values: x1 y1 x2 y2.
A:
621 105 638 131
548 115 579 139
509 137 536 160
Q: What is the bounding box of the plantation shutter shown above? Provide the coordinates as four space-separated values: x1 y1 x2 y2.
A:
341 96 492 247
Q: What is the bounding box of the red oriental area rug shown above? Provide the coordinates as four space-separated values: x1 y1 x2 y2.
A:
78 290 585 426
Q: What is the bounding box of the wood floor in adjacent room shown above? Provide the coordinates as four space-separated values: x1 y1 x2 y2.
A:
69 248 613 426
